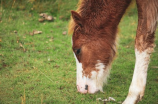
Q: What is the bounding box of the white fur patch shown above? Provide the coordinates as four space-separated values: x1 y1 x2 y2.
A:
73 52 83 84
94 60 111 89
123 49 151 104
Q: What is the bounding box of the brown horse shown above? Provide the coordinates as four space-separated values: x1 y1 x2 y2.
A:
69 0 158 103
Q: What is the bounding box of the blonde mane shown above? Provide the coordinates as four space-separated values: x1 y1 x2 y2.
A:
68 0 84 35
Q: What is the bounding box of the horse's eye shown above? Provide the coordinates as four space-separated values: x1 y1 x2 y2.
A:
76 49 81 55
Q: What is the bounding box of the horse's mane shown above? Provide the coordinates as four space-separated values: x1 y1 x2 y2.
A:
68 0 136 35
68 0 85 35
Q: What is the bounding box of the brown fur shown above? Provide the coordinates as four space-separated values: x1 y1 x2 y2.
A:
135 0 158 52
69 0 132 34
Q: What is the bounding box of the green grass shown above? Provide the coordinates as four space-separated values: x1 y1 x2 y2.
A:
0 0 78 20
0 7 158 104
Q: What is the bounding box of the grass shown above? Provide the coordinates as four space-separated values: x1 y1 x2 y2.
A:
0 0 78 20
0 5 158 104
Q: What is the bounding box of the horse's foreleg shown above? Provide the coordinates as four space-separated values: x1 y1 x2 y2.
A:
123 0 158 104
123 49 154 104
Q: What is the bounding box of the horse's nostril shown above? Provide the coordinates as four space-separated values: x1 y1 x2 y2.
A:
85 85 88 90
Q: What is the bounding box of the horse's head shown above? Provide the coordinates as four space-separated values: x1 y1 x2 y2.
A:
71 11 116 94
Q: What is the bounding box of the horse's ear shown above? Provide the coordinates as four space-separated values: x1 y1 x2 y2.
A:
71 11 83 27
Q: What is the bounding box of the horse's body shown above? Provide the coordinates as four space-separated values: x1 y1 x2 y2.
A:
69 0 158 103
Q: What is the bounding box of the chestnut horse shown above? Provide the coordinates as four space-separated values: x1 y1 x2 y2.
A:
69 0 158 103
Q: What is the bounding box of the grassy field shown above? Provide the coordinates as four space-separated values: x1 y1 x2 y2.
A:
0 3 158 104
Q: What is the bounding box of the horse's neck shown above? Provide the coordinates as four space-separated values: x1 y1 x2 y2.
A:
80 0 131 27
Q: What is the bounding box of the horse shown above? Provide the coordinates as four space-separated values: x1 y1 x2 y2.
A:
68 0 158 103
